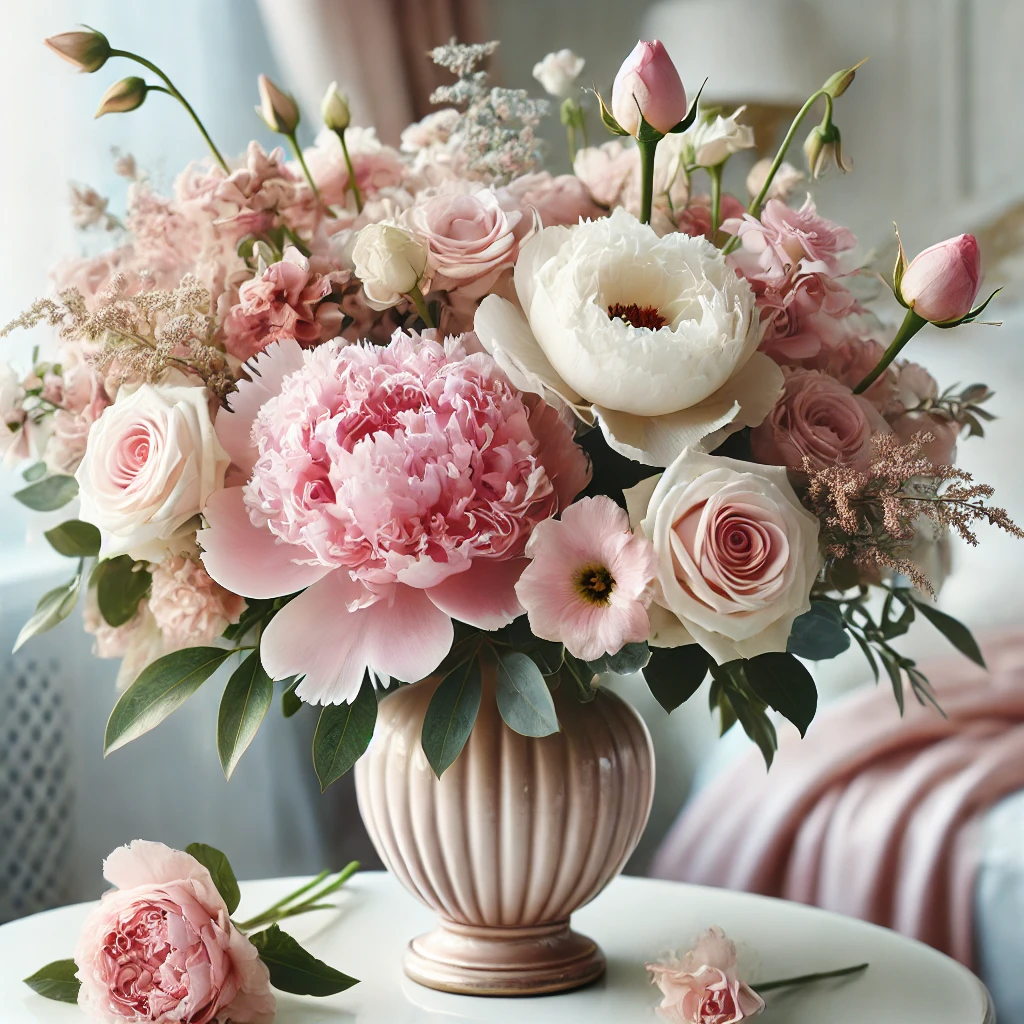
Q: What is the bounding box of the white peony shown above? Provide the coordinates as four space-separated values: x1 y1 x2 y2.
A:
474 207 782 466
686 107 756 168
532 49 586 98
624 449 822 663
76 384 229 561
352 222 429 310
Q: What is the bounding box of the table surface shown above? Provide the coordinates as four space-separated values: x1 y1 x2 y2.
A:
0 872 994 1023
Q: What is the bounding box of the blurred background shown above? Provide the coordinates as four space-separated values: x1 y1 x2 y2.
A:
3 0 1024 1016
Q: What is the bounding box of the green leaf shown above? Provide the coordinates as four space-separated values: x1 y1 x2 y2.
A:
44 520 101 558
23 959 80 1003
105 647 233 755
667 78 707 133
743 652 818 737
909 598 986 668
586 641 651 677
185 842 240 914
312 676 377 791
22 461 47 482
217 652 274 780
495 650 559 737
596 91 629 135
13 474 78 511
787 602 851 660
644 645 712 713
281 677 302 718
94 555 152 627
717 667 778 769
421 656 482 778
249 924 359 996
14 575 81 653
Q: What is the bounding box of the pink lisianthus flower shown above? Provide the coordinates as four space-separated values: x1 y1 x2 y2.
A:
724 196 856 279
74 841 274 1024
515 496 656 661
647 928 765 1024
221 247 346 361
199 331 590 704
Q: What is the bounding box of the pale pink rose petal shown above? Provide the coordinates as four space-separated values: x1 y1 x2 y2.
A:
103 839 214 891
199 486 331 598
426 557 528 629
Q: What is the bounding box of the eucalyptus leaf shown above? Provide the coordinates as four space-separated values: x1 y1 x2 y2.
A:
13 474 78 511
495 650 559 737
105 647 233 755
421 656 482 778
281 677 302 718
249 924 358 995
185 842 240 914
13 575 81 653
644 645 712 713
23 959 80 1003
743 652 818 737
586 641 651 678
217 652 274 780
910 597 986 668
95 555 152 627
44 520 101 558
21 461 47 483
312 676 377 791
787 602 851 660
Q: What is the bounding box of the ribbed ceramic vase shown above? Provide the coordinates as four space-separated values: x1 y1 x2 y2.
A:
354 669 655 996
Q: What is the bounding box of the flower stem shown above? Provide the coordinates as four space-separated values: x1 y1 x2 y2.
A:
109 49 228 172
756 962 869 994
287 131 327 213
335 129 363 213
720 89 827 256
708 162 724 241
236 861 360 932
638 138 658 226
409 283 435 329
853 308 927 394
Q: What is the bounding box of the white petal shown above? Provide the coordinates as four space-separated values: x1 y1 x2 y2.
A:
513 223 572 312
647 601 696 648
623 473 661 531
695 352 785 453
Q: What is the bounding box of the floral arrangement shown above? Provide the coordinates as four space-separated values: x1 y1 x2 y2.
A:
3 28 1020 778
24 840 359 1023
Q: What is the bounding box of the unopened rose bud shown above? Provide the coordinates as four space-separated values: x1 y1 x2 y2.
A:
95 77 147 118
532 49 586 98
352 223 428 310
803 123 852 178
255 73 300 134
44 28 111 73
899 234 982 324
611 40 687 137
321 81 351 132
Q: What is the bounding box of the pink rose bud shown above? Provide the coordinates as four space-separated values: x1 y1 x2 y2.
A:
44 28 111 73
899 234 982 323
611 40 687 137
255 73 300 134
94 77 148 118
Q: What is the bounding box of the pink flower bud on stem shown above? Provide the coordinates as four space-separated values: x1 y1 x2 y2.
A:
611 40 687 137
898 234 982 324
44 28 111 72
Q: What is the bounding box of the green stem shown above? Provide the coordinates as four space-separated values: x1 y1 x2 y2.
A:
708 162 724 241
287 132 326 211
638 138 658 226
236 862 360 932
566 121 577 168
756 962 869 994
853 308 927 394
409 283 435 329
335 129 363 213
110 49 228 172
720 89 827 256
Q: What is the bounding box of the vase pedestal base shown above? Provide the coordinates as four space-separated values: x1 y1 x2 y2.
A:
403 918 606 996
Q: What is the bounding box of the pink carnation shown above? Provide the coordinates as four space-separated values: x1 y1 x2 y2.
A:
74 841 274 1024
45 356 112 474
674 194 746 241
200 332 590 704
498 171 603 227
515 496 656 661
222 247 346 361
149 556 245 649
725 196 856 279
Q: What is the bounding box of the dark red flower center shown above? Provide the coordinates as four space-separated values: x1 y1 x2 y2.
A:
607 302 668 330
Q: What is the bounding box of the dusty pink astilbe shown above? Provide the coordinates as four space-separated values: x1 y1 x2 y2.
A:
804 431 1024 592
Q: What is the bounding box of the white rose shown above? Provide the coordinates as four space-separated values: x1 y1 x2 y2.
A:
624 449 822 663
474 207 782 466
532 49 585 98
687 107 755 168
76 384 229 561
352 222 429 310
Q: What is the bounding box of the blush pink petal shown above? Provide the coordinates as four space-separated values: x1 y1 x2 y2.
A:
199 486 331 598
261 571 454 704
103 840 213 892
426 557 528 629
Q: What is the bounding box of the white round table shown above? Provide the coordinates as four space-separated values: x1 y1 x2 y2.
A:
0 872 993 1022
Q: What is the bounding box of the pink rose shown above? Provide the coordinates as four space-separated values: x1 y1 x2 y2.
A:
611 40 688 136
899 233 981 323
894 360 939 408
647 928 765 1024
222 246 346 362
892 410 959 465
498 171 603 227
806 336 899 415
674 194 746 240
74 841 274 1024
404 185 535 298
751 368 890 472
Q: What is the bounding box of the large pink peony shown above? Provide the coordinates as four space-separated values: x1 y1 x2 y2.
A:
200 331 590 704
74 841 274 1024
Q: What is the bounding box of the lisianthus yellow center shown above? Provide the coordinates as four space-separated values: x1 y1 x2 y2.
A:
574 563 616 605
607 302 668 330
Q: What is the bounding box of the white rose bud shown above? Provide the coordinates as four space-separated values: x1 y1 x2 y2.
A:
532 49 586 98
352 223 429 310
321 81 351 132
686 107 755 168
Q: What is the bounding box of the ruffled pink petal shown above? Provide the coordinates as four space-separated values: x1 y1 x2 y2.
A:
426 557 528 629
216 338 305 474
261 572 454 704
199 486 330 599
103 840 213 891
